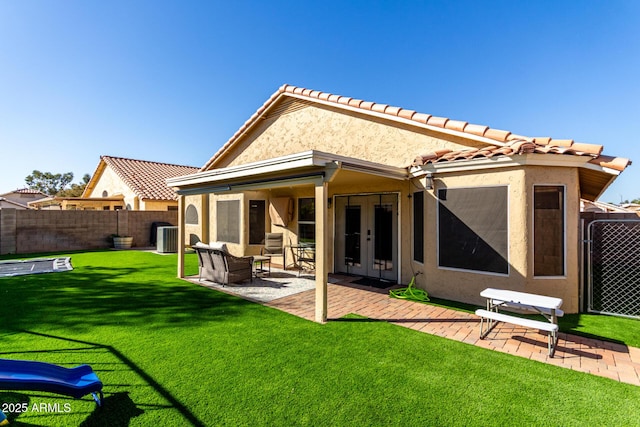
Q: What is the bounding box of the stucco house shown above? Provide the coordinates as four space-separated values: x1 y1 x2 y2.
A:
30 156 199 212
167 84 631 323
0 188 49 209
82 156 199 211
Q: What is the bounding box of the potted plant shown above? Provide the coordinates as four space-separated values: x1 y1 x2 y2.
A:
111 235 133 249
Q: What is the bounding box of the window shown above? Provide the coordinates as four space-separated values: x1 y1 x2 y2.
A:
102 191 108 197
249 200 266 245
413 191 424 263
534 185 565 276
217 200 240 243
298 198 315 244
438 186 508 275
185 204 198 224
167 206 178 211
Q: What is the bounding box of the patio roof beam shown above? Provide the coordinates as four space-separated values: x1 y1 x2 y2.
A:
175 172 327 195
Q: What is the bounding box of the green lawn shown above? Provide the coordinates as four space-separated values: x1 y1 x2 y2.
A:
0 251 639 426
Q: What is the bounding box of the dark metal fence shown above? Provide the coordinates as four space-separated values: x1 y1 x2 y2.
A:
587 219 640 319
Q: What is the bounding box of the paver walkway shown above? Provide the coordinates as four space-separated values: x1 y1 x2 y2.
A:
266 278 640 386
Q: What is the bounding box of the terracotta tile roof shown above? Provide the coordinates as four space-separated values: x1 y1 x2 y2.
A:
202 84 631 174
413 140 630 172
0 197 29 209
101 156 199 201
13 188 48 194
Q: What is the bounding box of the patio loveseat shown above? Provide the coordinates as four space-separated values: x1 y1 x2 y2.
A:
193 242 254 286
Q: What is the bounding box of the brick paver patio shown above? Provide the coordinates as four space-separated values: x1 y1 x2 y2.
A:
265 277 640 386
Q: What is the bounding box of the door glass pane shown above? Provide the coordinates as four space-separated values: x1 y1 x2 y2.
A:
374 204 393 271
249 200 265 245
345 206 361 266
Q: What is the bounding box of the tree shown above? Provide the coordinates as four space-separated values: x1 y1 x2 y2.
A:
57 174 91 197
25 170 74 196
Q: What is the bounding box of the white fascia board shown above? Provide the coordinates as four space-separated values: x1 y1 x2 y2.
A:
285 93 508 148
168 150 408 188
167 151 322 187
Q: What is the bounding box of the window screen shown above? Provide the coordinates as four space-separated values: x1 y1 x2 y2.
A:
249 200 266 245
413 191 424 263
217 200 240 243
438 186 508 274
534 186 564 276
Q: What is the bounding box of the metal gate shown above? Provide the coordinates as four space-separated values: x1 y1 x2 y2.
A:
587 219 640 319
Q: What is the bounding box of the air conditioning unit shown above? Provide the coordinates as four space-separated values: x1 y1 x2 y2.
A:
157 226 178 253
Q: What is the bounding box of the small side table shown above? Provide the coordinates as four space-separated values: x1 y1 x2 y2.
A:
253 256 271 277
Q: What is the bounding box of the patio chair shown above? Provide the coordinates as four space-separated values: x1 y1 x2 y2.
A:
261 233 284 265
294 243 316 277
194 242 253 286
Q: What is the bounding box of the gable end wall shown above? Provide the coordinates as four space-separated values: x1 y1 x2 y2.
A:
215 103 486 169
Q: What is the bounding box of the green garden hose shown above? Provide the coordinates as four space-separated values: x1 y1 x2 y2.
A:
389 275 429 302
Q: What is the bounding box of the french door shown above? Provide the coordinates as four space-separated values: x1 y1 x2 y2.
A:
334 194 398 281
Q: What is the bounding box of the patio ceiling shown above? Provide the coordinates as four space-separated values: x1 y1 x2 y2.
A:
167 150 408 195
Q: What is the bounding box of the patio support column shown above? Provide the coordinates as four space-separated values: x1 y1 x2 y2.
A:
315 180 328 323
201 194 210 243
177 195 185 278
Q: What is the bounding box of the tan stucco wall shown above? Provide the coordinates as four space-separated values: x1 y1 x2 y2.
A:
143 200 178 211
86 166 135 209
214 102 484 169
184 194 205 245
414 165 581 313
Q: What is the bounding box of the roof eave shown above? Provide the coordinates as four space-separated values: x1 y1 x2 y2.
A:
82 158 108 198
170 150 407 192
409 153 623 202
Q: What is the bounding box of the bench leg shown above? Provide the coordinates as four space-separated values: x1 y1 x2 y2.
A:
479 317 498 339
548 330 558 358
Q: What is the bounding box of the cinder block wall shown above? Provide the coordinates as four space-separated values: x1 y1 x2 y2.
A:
0 209 177 255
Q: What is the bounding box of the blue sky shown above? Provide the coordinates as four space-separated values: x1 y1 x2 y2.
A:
1 1 638 202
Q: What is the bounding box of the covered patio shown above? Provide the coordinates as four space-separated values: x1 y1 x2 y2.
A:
168 150 409 323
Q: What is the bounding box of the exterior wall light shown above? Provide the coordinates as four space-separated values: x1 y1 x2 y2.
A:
425 172 434 190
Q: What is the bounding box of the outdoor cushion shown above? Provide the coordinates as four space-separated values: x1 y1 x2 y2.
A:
208 242 228 252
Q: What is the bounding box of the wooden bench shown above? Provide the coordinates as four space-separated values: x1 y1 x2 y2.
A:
475 309 559 357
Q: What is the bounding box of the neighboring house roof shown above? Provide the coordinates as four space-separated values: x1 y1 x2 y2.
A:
83 156 199 201
581 199 635 213
0 197 30 209
0 188 50 200
0 188 49 208
28 195 125 209
0 188 50 197
620 203 640 212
